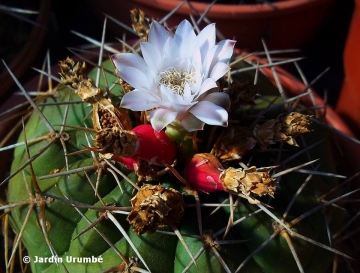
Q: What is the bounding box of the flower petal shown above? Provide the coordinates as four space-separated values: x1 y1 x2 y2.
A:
112 53 154 91
120 91 161 111
174 20 196 59
140 42 161 72
212 39 236 65
182 83 194 104
117 67 153 92
202 92 231 110
189 101 228 127
194 78 218 99
181 112 205 132
202 45 218 78
150 108 177 132
175 20 193 37
196 23 216 61
112 53 147 73
161 38 180 69
210 62 230 81
148 21 169 52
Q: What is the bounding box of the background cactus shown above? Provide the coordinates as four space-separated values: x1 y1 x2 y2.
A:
1 7 358 273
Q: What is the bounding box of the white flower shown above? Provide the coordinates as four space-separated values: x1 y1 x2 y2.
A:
112 19 236 132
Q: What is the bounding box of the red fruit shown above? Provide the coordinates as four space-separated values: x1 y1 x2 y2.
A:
185 153 224 193
132 124 176 166
113 156 136 170
112 124 176 170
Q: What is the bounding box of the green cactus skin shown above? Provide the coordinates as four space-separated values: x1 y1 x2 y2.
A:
6 59 349 273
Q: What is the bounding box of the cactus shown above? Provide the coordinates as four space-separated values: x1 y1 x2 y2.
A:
1 8 358 273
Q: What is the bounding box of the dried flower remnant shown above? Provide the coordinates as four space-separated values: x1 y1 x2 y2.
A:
112 19 235 132
59 57 132 130
220 166 276 198
281 112 312 146
254 112 312 148
93 127 138 158
253 119 282 149
226 80 259 110
213 126 256 162
185 153 277 202
59 57 101 103
127 184 185 234
59 57 87 89
91 98 132 132
133 158 169 181
130 9 151 41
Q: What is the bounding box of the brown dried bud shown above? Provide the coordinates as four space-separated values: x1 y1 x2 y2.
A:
59 57 87 89
93 127 138 158
253 119 283 149
92 97 132 132
76 79 103 103
226 81 258 110
133 158 168 181
130 9 151 41
127 184 185 234
254 112 312 148
213 127 256 161
220 166 276 198
280 112 312 146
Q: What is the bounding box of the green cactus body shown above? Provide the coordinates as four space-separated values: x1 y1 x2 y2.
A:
6 57 348 273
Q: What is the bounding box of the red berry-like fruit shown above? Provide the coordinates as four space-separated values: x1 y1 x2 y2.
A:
185 153 224 193
113 124 176 170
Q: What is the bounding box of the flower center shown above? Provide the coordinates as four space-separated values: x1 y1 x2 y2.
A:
158 67 195 96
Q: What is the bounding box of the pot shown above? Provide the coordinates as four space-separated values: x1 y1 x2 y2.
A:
89 0 335 51
336 0 360 138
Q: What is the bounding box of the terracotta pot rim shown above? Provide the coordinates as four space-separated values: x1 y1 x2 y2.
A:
133 0 332 18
